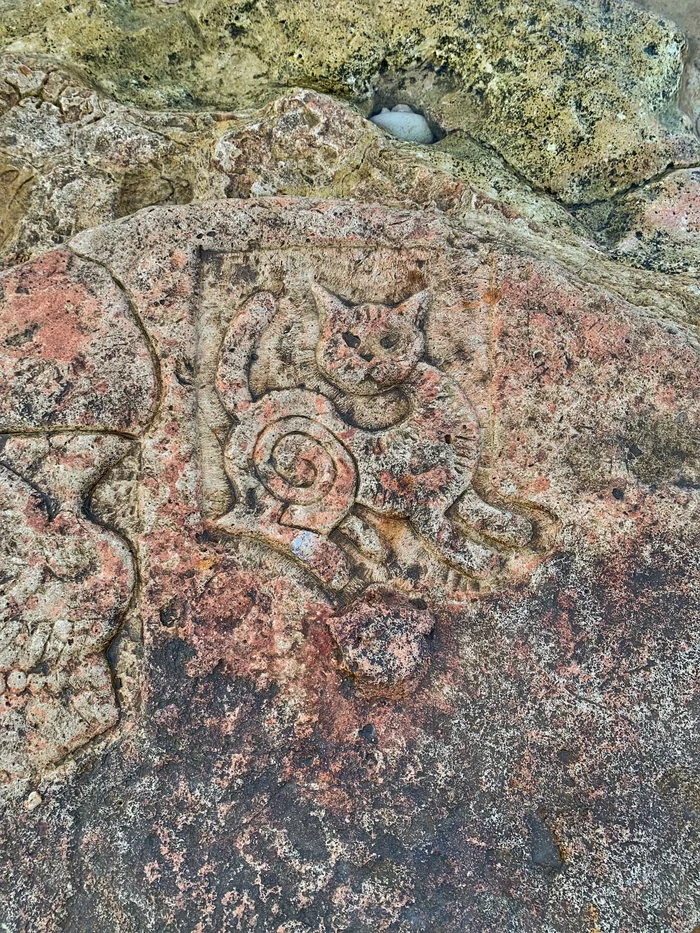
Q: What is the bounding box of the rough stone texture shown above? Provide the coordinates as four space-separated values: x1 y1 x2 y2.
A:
634 0 700 128
328 588 436 700
1 0 698 203
0 432 136 784
213 88 576 230
0 244 157 785
575 167 700 275
1 0 700 929
1 52 697 297
0 247 158 430
1 199 698 931
0 55 231 269
0 54 579 271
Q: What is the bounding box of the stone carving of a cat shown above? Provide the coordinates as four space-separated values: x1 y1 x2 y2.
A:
215 285 532 590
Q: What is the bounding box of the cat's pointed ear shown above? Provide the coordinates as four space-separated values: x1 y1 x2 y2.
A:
310 283 348 326
398 290 431 329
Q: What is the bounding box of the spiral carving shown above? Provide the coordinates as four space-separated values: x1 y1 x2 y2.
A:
254 414 356 533
224 388 358 537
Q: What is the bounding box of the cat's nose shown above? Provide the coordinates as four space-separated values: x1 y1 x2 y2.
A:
359 351 374 362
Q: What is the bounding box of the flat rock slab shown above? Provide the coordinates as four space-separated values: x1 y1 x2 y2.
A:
1 199 698 931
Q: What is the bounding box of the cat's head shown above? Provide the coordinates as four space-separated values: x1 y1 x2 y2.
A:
311 285 429 396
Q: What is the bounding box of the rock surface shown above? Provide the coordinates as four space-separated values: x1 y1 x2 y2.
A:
576 167 700 275
1 0 698 202
1 53 696 295
0 54 582 270
1 0 699 930
0 198 698 931
634 0 700 127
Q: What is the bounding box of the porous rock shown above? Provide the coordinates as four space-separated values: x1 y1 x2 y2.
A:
328 588 436 699
0 0 698 202
576 167 700 276
1 53 696 301
0 197 698 931
1 1 699 928
0 54 578 270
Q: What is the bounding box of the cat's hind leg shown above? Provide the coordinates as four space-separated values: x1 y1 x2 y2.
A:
411 506 501 577
455 489 533 548
337 513 388 562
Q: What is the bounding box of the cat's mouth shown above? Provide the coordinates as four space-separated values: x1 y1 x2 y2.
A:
321 357 404 395
360 370 394 395
330 370 390 396
359 372 409 397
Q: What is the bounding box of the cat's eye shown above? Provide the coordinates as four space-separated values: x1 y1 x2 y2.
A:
379 335 397 349
342 331 361 348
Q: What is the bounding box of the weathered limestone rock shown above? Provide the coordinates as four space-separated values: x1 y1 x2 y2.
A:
634 0 700 127
0 54 579 270
1 199 698 930
0 432 136 783
1 0 698 202
0 246 157 783
1 0 699 928
1 53 696 302
576 167 700 275
328 588 436 700
0 248 158 430
0 55 232 269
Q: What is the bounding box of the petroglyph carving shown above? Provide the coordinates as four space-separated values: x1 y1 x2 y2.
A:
214 284 533 592
0 250 157 434
0 434 135 784
219 385 358 590
0 248 158 783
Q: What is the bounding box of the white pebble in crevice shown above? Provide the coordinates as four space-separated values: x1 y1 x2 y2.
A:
370 104 435 144
25 791 43 811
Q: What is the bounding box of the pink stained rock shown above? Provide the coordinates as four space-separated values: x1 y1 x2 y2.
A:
0 198 697 931
328 588 436 700
0 432 136 782
0 246 157 782
0 248 158 433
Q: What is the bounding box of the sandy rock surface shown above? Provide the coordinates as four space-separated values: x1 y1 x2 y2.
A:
0 1 699 931
1 0 699 201
0 197 697 932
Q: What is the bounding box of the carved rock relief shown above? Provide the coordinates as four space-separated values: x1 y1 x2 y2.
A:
0 249 157 784
3 198 695 743
198 247 550 596
195 242 558 692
